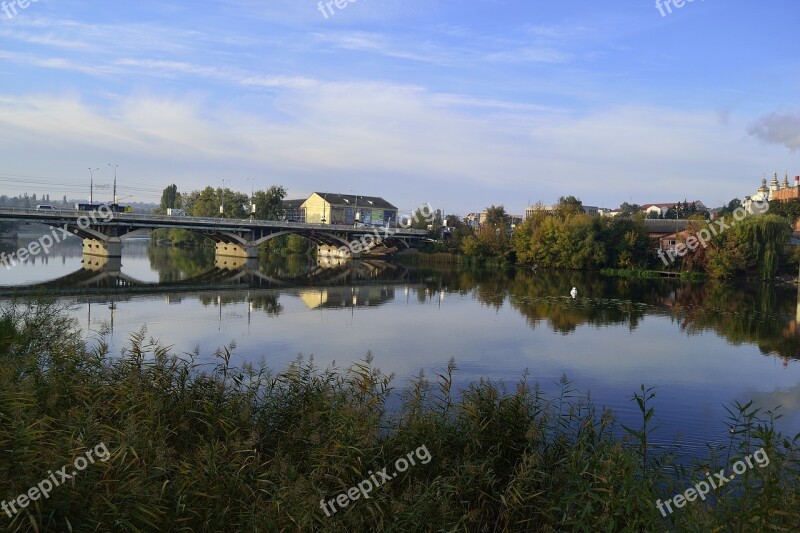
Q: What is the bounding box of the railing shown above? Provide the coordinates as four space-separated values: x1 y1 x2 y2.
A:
0 207 428 235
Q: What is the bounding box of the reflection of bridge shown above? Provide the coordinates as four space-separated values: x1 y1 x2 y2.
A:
0 257 413 296
0 208 427 261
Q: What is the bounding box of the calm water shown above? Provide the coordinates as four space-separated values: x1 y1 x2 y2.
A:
2 235 800 455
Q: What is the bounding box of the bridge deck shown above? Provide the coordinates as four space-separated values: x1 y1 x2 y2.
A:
0 207 428 237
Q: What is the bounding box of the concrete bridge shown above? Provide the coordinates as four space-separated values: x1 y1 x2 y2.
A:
0 207 428 261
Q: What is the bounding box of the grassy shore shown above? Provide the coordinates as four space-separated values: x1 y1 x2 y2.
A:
1 300 798 531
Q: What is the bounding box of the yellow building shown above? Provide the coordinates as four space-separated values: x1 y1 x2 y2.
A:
298 192 398 226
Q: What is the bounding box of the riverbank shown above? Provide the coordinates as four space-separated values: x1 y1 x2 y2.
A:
1 300 798 531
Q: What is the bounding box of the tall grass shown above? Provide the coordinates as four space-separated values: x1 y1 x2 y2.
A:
0 300 798 531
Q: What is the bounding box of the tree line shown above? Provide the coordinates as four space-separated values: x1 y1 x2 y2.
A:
425 196 798 280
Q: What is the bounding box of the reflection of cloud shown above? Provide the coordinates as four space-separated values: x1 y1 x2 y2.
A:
739 382 800 438
748 112 800 152
744 382 800 412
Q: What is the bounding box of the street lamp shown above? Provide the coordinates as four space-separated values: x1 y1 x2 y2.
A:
350 189 359 226
220 178 226 217
107 163 118 205
246 178 255 219
321 193 329 224
89 167 99 204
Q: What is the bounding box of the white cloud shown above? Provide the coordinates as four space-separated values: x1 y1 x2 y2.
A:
0 84 792 211
749 112 800 152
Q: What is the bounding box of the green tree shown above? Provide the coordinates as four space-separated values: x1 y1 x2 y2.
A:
190 187 221 217
474 205 512 259
159 184 179 213
619 202 640 218
717 198 742 218
554 196 585 220
252 186 287 221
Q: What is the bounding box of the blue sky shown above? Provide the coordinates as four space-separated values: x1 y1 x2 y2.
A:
0 0 799 214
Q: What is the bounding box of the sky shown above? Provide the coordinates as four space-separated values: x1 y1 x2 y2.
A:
0 0 799 215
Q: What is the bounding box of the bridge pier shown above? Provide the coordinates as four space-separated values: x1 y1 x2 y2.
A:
82 237 122 258
215 242 259 259
215 255 259 271
82 255 122 272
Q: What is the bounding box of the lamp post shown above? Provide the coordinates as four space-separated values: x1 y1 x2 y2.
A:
107 163 118 205
246 178 255 219
220 178 227 217
321 192 328 224
350 189 359 227
89 167 99 205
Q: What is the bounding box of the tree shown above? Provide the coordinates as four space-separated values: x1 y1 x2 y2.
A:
252 186 287 221
619 202 640 218
189 187 221 217
160 184 179 212
554 196 585 220
476 205 512 258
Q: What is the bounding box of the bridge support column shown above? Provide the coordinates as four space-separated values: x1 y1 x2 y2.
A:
83 237 121 258
215 256 259 270
318 244 356 259
82 255 122 272
215 242 259 269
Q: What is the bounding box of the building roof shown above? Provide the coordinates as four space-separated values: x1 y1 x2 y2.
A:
640 200 706 210
312 192 397 210
283 199 305 208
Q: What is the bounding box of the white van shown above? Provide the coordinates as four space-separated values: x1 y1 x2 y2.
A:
36 205 54 210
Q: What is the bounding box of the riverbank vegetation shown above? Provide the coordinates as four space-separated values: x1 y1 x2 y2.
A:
1 300 798 531
426 197 800 281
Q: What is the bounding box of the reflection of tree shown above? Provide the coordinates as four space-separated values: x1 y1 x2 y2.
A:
197 293 283 317
258 254 317 279
406 264 800 359
250 293 283 316
673 283 800 361
147 246 215 282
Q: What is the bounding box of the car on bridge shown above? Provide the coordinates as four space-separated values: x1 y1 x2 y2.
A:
36 204 55 210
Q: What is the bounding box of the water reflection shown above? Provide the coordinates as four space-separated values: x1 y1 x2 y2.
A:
3 243 800 363
2 242 800 449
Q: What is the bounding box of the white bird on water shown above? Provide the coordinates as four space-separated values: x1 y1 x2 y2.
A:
570 287 578 299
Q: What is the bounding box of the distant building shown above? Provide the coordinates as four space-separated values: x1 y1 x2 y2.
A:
299 192 398 226
742 173 800 213
640 201 706 218
283 199 306 223
599 208 620 218
463 213 481 228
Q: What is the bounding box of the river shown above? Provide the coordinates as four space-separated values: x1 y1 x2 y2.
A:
2 235 799 456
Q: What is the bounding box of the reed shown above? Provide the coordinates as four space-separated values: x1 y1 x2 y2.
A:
1 300 798 531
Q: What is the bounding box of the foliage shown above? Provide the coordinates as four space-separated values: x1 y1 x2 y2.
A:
703 214 791 280
717 198 742 218
553 195 585 220
159 184 179 213
767 198 800 225
618 202 641 218
512 214 653 270
252 186 287 221
1 301 798 531
465 205 512 260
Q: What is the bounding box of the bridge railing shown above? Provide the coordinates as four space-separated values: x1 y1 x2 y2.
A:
0 207 428 235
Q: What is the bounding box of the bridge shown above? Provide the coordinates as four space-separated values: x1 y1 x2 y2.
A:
0 207 428 261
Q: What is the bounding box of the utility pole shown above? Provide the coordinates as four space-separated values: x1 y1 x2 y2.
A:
108 163 118 204
89 167 99 204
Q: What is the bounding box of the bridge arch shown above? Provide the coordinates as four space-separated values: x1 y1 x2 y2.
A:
252 230 353 250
